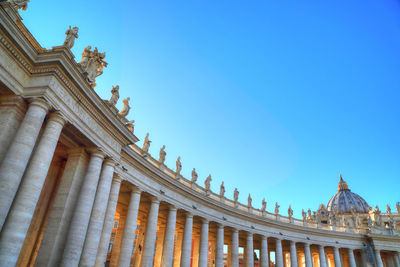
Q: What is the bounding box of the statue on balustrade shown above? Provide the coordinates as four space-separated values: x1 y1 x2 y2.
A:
119 97 131 117
175 157 182 176
386 204 392 216
329 211 336 226
307 209 312 219
109 85 120 106
288 205 293 219
191 168 198 183
125 120 135 133
79 46 108 87
9 0 29 10
142 133 151 154
159 145 166 164
373 205 382 226
275 202 280 215
233 188 239 203
302 209 307 222
396 202 400 214
204 175 212 191
261 198 267 212
247 194 252 208
220 182 225 197
63 26 79 49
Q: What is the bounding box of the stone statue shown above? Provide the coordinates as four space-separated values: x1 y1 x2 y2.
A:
176 157 182 176
125 120 135 133
109 85 120 106
63 26 79 49
191 168 198 183
275 202 280 215
386 204 392 215
329 211 336 226
142 133 151 154
316 212 321 224
9 0 29 10
220 182 225 197
302 209 307 222
288 205 293 219
247 194 252 208
158 146 166 164
233 188 239 203
204 175 212 191
307 209 312 218
351 209 358 227
261 198 267 212
79 46 108 87
373 206 382 226
368 216 373 228
119 97 130 117
396 202 400 214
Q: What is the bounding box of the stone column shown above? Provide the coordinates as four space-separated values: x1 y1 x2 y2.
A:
80 159 116 266
198 219 209 267
118 187 142 267
0 96 26 163
290 241 298 267
260 236 269 267
0 98 49 231
347 248 356 267
275 239 284 267
304 243 312 267
95 175 123 266
246 232 254 267
394 252 400 267
161 206 178 267
333 247 341 267
231 229 239 267
60 149 105 267
375 250 384 267
180 212 194 267
140 197 161 267
318 246 327 267
0 112 64 267
215 224 224 267
35 148 88 267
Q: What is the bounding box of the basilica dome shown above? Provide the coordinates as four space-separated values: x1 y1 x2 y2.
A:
327 175 369 214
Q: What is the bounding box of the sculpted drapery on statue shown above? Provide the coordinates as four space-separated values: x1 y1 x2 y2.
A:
261 198 267 212
109 85 120 106
386 205 392 215
142 133 151 154
191 168 198 183
63 26 79 49
79 46 108 87
275 202 280 215
159 145 166 164
302 209 307 222
175 156 182 177
233 188 239 203
247 194 252 208
288 205 293 219
119 97 130 117
204 175 212 191
219 182 225 197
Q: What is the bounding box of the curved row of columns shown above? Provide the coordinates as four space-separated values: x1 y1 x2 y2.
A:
0 97 399 267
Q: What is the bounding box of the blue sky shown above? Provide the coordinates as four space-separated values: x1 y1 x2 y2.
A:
22 0 400 217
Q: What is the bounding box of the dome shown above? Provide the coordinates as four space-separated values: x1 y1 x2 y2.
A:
327 175 369 214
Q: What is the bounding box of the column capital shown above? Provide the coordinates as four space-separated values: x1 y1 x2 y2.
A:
149 196 160 204
48 111 66 126
304 242 311 247
67 147 87 157
246 232 253 238
185 212 194 218
112 174 123 184
86 147 105 159
103 158 116 167
201 218 209 224
130 186 142 195
168 205 177 212
232 228 239 234
217 223 224 229
290 240 296 245
29 97 50 112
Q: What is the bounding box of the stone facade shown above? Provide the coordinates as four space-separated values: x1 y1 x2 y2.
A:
0 3 399 267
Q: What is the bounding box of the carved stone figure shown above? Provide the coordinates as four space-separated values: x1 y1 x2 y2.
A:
233 188 239 203
176 157 182 176
191 168 198 183
125 120 134 133
109 85 120 106
159 145 166 164
247 194 252 208
307 209 312 218
373 206 382 226
329 211 336 226
261 198 267 212
288 205 293 219
142 133 151 154
119 97 130 117
204 175 212 191
79 46 108 87
386 204 392 215
63 26 79 49
275 203 280 215
351 209 358 227
220 182 225 197
9 0 29 10
368 216 373 228
302 209 307 222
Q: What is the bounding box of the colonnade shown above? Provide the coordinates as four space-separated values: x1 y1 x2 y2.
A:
0 96 399 267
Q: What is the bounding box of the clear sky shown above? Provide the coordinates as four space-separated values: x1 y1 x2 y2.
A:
22 0 400 217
